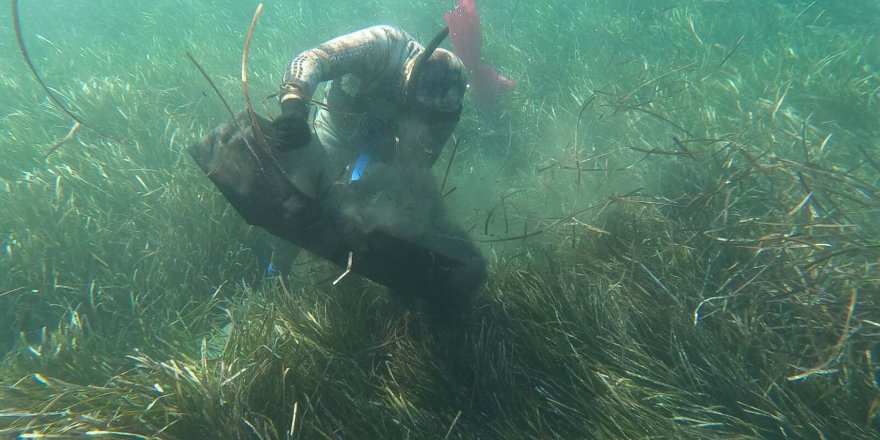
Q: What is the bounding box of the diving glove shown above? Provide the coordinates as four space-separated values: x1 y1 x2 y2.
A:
273 98 312 151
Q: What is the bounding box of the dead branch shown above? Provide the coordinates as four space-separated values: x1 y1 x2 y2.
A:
440 135 460 194
186 51 264 175
242 3 270 171
13 0 127 157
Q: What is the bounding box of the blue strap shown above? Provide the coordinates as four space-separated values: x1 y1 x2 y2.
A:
266 262 278 277
350 152 372 181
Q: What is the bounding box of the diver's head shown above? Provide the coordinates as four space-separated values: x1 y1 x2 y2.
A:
406 48 467 112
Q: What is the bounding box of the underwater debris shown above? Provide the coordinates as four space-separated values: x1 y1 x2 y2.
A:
12 0 129 157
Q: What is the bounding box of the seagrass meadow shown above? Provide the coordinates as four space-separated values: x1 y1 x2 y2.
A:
1 0 879 438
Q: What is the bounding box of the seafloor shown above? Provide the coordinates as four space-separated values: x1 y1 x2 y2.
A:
1 1 878 438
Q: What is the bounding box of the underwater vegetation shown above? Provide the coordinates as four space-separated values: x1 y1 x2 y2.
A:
1 0 879 438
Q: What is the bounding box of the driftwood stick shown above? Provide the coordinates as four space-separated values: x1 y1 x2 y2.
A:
332 251 354 285
41 121 81 159
242 3 271 167
186 52 237 120
185 51 262 170
13 0 127 157
13 0 83 125
440 135 460 194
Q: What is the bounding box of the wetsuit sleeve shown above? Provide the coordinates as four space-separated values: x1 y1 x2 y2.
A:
280 25 417 104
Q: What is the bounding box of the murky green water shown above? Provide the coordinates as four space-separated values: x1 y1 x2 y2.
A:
1 1 878 438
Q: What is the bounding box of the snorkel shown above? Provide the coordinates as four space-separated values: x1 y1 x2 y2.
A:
349 26 453 183
405 26 450 105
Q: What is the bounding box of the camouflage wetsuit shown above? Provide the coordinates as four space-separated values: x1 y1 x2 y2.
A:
279 25 467 167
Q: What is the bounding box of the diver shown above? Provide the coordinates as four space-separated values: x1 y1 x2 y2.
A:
189 25 486 317
257 25 468 279
272 25 468 170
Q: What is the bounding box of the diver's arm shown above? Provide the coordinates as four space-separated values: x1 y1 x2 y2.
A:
280 25 418 104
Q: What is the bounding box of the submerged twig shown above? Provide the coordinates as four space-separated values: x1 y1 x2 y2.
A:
475 228 544 243
13 0 81 127
0 286 28 298
13 0 127 157
41 121 81 159
622 255 682 307
573 93 597 151
332 251 354 285
440 135 460 194
701 34 745 81
629 144 698 157
186 51 263 172
242 3 269 171
483 189 527 237
186 52 237 120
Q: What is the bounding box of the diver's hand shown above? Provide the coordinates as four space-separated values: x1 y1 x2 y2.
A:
273 98 312 151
